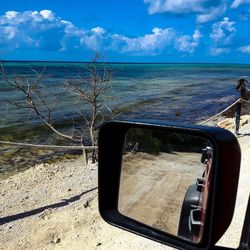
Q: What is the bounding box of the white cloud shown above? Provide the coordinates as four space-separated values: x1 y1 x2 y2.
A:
0 10 108 52
144 0 204 14
112 27 202 55
5 11 18 19
238 45 250 53
40 10 56 21
210 47 230 55
83 27 107 51
4 26 17 39
231 0 250 8
112 27 175 55
0 9 203 56
0 11 58 50
210 17 236 44
197 4 227 23
144 0 226 23
209 17 236 56
1 10 180 55
176 29 202 53
91 27 106 34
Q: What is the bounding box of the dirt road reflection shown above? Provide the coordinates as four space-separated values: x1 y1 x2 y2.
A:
119 151 204 235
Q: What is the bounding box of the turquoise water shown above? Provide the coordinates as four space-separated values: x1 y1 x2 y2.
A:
0 61 249 176
1 61 249 131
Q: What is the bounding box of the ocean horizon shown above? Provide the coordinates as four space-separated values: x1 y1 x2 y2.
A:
2 59 250 65
1 61 249 128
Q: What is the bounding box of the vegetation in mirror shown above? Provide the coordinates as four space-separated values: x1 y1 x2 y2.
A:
124 127 208 154
125 128 161 155
119 128 213 243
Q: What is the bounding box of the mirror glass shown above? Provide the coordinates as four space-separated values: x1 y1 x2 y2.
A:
118 127 214 243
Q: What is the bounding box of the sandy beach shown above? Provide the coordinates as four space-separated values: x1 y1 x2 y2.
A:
0 156 170 250
0 123 250 250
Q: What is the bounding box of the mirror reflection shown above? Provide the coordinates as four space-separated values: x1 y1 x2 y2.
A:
118 128 213 243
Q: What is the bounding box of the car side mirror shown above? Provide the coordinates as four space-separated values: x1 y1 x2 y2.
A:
98 120 241 250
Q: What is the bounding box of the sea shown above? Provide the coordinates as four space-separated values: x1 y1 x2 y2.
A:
0 61 249 176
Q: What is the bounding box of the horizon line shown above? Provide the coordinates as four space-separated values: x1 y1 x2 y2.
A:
1 59 250 65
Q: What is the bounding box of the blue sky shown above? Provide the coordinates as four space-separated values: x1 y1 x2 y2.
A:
1 0 250 63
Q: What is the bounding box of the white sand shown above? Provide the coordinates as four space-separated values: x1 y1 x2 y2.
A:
0 123 249 250
0 157 169 250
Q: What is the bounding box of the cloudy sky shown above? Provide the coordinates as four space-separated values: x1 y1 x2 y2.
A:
1 0 250 62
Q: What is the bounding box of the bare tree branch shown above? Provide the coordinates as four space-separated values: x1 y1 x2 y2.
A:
1 63 78 142
1 53 119 164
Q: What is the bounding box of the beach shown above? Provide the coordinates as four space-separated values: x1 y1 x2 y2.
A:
0 154 169 250
0 121 249 250
1 62 250 249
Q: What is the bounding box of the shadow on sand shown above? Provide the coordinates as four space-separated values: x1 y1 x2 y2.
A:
0 187 97 225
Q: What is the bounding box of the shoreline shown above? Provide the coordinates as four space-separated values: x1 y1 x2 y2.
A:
0 109 245 179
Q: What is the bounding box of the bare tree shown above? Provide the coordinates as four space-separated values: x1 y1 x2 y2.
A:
1 53 118 164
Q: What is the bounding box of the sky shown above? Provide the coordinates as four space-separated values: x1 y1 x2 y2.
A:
1 0 250 63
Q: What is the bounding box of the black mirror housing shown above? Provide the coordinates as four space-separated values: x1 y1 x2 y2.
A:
98 120 241 250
